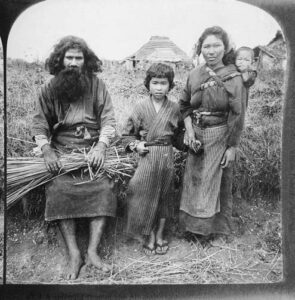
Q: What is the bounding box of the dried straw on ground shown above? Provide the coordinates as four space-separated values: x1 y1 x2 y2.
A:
60 238 282 285
7 145 136 209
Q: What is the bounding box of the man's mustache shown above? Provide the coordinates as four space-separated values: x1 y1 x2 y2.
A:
64 66 80 72
59 67 84 78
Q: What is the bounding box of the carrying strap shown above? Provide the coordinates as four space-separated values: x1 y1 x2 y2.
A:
194 67 241 94
222 71 241 82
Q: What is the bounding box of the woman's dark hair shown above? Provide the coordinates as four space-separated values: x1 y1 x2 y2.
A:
45 36 102 76
144 63 175 91
223 48 236 65
196 26 234 65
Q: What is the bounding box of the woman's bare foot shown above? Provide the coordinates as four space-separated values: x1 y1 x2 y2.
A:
86 250 112 273
64 251 83 280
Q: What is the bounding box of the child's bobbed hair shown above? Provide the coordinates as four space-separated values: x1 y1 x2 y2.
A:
144 63 175 91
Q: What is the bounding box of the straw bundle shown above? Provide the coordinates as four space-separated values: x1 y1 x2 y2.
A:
7 145 137 209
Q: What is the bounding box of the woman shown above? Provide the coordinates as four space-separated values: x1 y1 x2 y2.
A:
179 26 247 242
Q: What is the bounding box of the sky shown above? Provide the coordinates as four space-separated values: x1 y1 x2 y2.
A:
6 0 281 62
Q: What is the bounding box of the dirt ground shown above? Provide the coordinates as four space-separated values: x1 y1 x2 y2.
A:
6 196 282 285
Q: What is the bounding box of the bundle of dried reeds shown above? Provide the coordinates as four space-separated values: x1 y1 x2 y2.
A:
7 145 137 209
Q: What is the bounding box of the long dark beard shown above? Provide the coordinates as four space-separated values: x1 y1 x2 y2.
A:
53 67 90 103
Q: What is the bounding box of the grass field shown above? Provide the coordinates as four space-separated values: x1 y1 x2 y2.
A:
5 59 283 284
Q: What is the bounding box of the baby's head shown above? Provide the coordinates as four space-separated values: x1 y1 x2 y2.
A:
235 47 254 72
144 63 175 92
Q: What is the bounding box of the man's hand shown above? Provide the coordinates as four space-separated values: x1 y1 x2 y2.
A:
88 142 107 170
136 141 149 156
42 144 62 174
220 147 236 168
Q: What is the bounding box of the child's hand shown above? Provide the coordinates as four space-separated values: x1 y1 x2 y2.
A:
241 70 257 87
220 147 236 168
248 69 257 80
136 141 149 156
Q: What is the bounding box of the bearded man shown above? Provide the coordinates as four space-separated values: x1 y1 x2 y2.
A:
32 36 116 280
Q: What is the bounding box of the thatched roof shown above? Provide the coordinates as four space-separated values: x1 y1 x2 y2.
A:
253 46 276 59
253 30 286 60
130 36 191 62
267 30 284 47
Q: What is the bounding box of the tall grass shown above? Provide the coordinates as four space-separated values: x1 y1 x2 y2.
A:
6 59 283 202
234 67 283 201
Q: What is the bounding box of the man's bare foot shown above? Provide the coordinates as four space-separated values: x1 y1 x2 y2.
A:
86 250 112 272
65 251 83 280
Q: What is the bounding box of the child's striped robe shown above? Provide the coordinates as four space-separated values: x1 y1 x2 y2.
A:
122 96 181 236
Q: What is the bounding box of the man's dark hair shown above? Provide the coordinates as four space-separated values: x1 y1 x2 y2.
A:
45 35 102 76
144 63 175 91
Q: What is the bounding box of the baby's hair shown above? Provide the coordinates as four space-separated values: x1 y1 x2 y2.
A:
236 46 254 61
144 63 175 91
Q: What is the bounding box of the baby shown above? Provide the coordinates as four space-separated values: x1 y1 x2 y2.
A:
235 46 257 94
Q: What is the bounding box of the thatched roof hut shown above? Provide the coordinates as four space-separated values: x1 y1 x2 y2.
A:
134 36 191 62
124 36 192 70
253 30 287 70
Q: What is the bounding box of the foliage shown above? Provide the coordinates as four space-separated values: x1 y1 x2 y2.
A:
233 67 283 201
6 59 283 204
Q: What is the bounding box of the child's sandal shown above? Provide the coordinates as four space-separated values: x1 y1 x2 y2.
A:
155 241 169 255
143 244 156 256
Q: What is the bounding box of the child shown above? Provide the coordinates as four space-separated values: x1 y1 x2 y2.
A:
122 63 181 255
235 46 257 107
